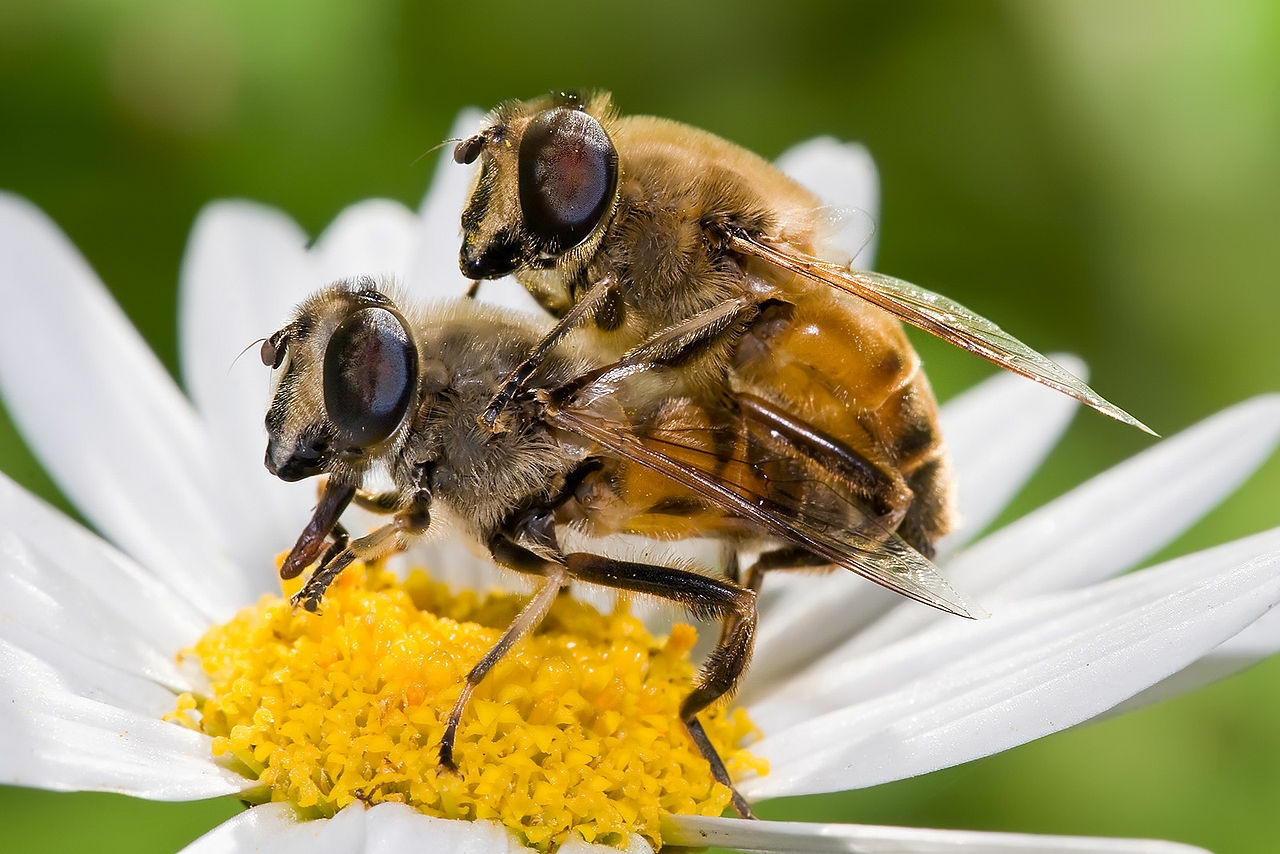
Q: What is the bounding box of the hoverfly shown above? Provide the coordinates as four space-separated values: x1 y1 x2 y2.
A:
261 279 978 817
453 90 1151 559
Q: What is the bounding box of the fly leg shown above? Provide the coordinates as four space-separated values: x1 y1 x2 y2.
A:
738 392 913 540
551 294 760 405
317 487 415 569
482 272 619 430
279 483 411 581
351 489 407 514
713 545 834 671
291 488 431 612
738 546 837 596
561 552 758 819
279 479 356 580
439 519 567 771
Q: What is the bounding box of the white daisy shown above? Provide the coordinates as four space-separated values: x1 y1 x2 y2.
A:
1 111 1278 854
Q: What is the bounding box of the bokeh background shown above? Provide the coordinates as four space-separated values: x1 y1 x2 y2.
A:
1 0 1278 851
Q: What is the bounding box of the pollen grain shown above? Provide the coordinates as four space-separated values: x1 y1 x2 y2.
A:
167 563 765 850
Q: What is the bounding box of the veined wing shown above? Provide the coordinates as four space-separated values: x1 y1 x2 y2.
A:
727 231 1155 436
544 394 980 619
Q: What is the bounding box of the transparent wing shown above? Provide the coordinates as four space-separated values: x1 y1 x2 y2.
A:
545 392 980 619
808 205 877 268
727 231 1155 436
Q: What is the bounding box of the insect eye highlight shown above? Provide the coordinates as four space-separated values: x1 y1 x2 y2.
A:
518 107 617 254
323 307 419 450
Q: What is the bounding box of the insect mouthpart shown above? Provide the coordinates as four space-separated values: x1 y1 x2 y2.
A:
265 432 329 482
459 230 523 280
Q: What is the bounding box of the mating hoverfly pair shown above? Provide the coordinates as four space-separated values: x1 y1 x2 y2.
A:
262 91 1148 817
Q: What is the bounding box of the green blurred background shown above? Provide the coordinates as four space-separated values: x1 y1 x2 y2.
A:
1 0 1278 851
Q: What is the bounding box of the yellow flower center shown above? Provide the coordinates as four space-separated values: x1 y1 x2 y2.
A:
167 562 765 850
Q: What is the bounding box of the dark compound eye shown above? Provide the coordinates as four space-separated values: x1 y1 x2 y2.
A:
518 107 617 254
323 307 418 450
454 134 485 165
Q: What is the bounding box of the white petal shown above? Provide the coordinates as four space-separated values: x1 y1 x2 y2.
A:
179 200 319 568
368 802 643 854
406 108 487 300
557 832 655 854
937 354 1085 556
0 638 250 798
846 394 1280 655
312 199 419 284
666 815 1208 854
0 497 208 700
182 803 364 854
743 361 1082 698
1105 603 1280 718
742 530 1280 798
0 611 181 717
181 802 541 854
401 532 510 593
365 804 535 853
180 200 313 422
741 580 906 706
751 527 1280 734
0 472 206 657
0 193 257 618
775 137 880 267
956 394 1280 600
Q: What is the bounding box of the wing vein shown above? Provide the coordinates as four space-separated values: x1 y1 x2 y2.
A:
546 401 978 618
728 233 1155 436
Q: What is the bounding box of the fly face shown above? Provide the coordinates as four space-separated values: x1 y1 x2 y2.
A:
457 91 619 290
262 282 419 484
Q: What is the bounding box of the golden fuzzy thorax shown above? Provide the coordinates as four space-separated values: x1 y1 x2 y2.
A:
458 92 953 555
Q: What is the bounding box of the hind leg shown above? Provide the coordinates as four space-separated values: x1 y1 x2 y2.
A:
562 552 758 819
738 393 913 533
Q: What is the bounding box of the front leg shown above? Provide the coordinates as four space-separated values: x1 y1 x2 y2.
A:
551 294 760 406
279 478 356 580
291 488 431 612
351 489 406 514
482 271 619 431
279 484 405 581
